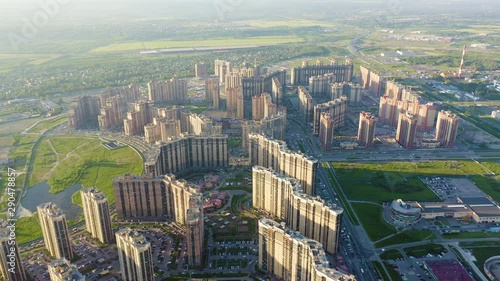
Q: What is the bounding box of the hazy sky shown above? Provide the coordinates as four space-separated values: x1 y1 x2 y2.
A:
1 0 498 26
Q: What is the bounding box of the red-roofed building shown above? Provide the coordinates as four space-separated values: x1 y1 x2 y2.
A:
424 260 474 281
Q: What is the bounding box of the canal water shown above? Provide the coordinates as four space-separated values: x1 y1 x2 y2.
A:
21 182 83 220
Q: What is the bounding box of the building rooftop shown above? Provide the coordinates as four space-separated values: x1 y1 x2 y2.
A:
425 259 473 281
457 197 495 206
468 205 500 217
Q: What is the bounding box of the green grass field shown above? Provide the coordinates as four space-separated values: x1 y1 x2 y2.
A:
91 36 305 52
332 160 492 203
375 230 436 248
468 246 500 276
372 260 391 281
323 163 359 225
16 215 42 245
403 244 446 257
380 249 404 260
351 202 396 241
442 232 500 240
26 116 67 134
28 137 58 187
29 137 143 205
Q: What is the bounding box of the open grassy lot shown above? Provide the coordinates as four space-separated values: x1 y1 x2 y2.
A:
16 215 42 245
332 160 492 203
26 116 67 134
351 202 396 241
403 244 446 257
92 35 305 52
442 232 500 240
380 249 404 260
467 246 500 276
323 163 359 225
375 230 436 248
29 137 143 205
28 137 58 187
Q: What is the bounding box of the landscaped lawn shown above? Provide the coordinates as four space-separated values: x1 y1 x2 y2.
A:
468 246 500 276
380 249 404 260
375 230 436 248
351 202 396 241
403 244 446 257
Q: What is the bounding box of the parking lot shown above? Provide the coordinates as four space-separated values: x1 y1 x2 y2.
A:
423 177 487 203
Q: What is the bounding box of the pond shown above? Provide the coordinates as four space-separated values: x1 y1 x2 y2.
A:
21 182 82 220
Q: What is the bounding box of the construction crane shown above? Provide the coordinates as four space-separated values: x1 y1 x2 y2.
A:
458 45 467 79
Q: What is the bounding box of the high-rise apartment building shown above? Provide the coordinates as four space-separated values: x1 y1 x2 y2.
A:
195 63 209 78
116 228 154 281
271 77 282 107
331 82 363 105
379 96 400 126
258 218 355 281
185 194 204 266
114 174 199 222
241 112 287 150
0 230 26 281
241 70 286 98
214 60 232 83
357 112 377 149
80 188 114 244
435 111 459 147
224 72 242 90
205 79 220 109
298 86 314 123
68 96 101 129
37 202 73 260
417 103 437 131
309 73 336 97
226 87 244 119
144 134 228 176
248 134 317 195
313 96 348 135
253 167 343 254
98 95 125 131
319 113 334 150
291 59 353 86
147 77 187 102
124 100 153 136
396 112 418 148
48 258 85 281
360 66 384 96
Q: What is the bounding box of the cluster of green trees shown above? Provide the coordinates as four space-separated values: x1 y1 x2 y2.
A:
404 55 499 71
0 45 330 100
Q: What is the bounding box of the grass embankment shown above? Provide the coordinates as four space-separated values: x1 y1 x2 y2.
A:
26 116 66 134
323 163 359 225
351 202 396 241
